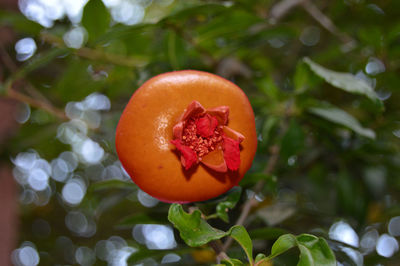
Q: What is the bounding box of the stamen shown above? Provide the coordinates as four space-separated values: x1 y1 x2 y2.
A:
182 115 223 159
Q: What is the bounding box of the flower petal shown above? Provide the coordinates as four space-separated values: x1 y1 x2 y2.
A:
222 136 241 171
172 121 184 139
207 106 229 125
171 140 197 170
181 100 205 121
200 148 227 172
173 101 206 140
195 114 219 138
223 126 245 143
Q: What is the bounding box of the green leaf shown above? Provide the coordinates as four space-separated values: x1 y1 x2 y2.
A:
168 203 227 247
229 226 254 265
168 204 254 265
294 62 311 93
261 116 279 144
90 179 137 192
281 119 305 160
216 187 242 223
303 57 381 103
256 77 281 100
309 106 376 139
220 258 244 266
81 0 110 42
269 234 297 259
267 234 336 266
167 30 186 70
116 213 167 229
296 234 336 266
255 253 267 263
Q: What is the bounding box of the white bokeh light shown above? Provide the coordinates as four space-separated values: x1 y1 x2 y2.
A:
111 1 144 25
28 168 49 191
12 244 40 266
13 150 39 171
15 103 31 124
51 158 70 182
137 189 158 208
360 229 379 254
133 224 176 250
161 253 181 264
79 138 105 164
329 221 359 248
388 216 400 237
365 57 385 75
62 179 86 205
300 26 320 46
63 26 87 49
82 93 111 111
340 247 363 266
75 246 96 266
376 234 399 258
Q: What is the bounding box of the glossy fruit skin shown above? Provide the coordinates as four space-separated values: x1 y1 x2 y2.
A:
115 70 257 203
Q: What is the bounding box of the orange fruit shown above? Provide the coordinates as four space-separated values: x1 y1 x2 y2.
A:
115 70 257 203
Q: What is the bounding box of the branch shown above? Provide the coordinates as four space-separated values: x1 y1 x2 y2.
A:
222 101 293 252
6 85 67 120
0 44 55 105
164 22 218 67
269 0 305 24
269 0 356 48
0 44 67 120
209 240 230 263
222 145 281 251
301 0 356 46
40 32 147 67
187 206 229 263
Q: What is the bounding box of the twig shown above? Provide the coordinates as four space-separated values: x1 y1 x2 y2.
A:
6 86 67 119
0 44 53 105
187 206 229 263
269 0 356 48
222 101 293 252
0 44 67 120
269 0 305 24
40 32 147 67
164 22 218 67
222 145 281 251
301 0 355 45
209 240 230 263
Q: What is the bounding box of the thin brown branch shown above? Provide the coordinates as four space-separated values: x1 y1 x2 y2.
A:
222 145 281 251
301 0 356 45
6 86 67 119
0 44 67 120
40 32 147 67
209 240 230 263
164 22 218 67
0 44 17 73
0 44 53 105
269 0 305 24
187 206 229 263
222 101 293 252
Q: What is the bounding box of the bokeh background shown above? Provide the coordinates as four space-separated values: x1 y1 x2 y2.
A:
1 0 400 265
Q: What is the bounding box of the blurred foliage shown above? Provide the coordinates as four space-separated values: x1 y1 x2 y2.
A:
2 0 400 265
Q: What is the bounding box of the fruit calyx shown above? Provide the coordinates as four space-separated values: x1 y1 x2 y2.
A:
171 101 244 172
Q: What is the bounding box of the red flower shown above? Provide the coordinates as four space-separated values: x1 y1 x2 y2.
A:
171 101 244 172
